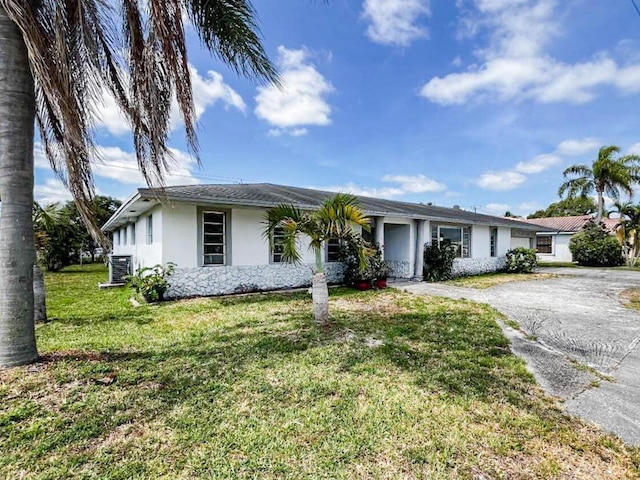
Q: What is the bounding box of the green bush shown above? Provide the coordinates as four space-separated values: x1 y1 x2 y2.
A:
505 248 538 273
423 243 456 282
340 242 389 286
569 221 623 267
124 262 176 302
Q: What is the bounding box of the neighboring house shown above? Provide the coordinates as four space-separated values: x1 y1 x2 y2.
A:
103 183 541 298
520 215 619 262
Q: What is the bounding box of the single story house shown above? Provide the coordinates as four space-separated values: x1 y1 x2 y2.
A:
103 183 541 298
520 215 619 263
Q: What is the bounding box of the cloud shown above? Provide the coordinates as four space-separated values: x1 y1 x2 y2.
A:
381 174 446 192
628 143 640 156
518 201 542 212
34 179 73 205
476 137 599 191
255 46 333 136
514 154 561 174
420 1 640 105
483 202 510 215
315 172 447 199
94 66 245 135
91 146 200 186
476 171 526 190
362 0 430 46
556 138 600 156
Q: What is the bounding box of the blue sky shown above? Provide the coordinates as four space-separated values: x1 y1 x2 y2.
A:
34 0 640 216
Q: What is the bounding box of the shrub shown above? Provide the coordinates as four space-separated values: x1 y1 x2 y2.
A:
423 243 456 282
505 247 538 273
569 221 623 267
340 242 389 286
124 262 176 302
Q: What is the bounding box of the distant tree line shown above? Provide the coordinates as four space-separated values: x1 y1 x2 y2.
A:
34 196 121 271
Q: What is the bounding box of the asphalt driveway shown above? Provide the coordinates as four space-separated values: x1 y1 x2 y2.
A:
398 267 640 445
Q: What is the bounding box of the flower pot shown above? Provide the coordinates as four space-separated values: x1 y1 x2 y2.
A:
355 279 372 291
374 278 387 289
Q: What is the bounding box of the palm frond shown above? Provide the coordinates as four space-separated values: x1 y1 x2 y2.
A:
558 177 593 198
2 0 279 249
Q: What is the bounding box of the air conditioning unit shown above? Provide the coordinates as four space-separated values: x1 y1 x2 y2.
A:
109 255 132 284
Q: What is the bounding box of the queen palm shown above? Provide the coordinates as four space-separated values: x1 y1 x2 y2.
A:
612 201 640 266
263 194 371 326
558 146 640 223
0 1 278 367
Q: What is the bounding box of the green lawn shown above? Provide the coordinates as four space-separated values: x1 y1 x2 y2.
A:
1 264 638 479
445 272 558 289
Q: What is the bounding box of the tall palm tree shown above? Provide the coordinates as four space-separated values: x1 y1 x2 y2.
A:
263 194 371 326
0 1 278 367
558 145 640 222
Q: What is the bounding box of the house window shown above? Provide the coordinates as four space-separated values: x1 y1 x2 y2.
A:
122 227 127 246
131 224 136 245
271 226 286 263
326 238 341 262
114 230 120 246
536 235 552 254
146 215 153 244
490 228 498 257
203 211 226 265
431 225 470 258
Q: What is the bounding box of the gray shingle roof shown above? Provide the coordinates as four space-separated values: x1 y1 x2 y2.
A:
137 183 540 230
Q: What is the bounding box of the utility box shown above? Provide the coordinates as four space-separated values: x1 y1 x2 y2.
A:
108 255 132 284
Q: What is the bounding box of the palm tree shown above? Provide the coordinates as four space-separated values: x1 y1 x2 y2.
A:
0 1 278 367
558 146 640 222
33 201 65 324
612 201 640 266
263 194 371 326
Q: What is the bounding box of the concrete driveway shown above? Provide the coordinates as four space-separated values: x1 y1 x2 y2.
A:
398 267 640 445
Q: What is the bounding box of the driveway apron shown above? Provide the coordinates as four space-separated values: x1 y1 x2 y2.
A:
398 268 640 445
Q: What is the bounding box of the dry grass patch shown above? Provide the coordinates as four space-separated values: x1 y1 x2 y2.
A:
446 272 559 289
620 287 640 311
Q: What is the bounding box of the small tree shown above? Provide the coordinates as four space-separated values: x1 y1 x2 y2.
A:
263 194 371 326
505 248 538 273
569 221 623 267
423 243 456 282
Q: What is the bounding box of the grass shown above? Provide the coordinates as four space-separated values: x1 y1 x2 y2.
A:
1 264 639 479
538 262 579 268
620 287 640 311
445 272 558 289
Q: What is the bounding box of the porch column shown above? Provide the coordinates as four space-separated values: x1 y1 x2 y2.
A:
414 220 425 280
375 216 385 259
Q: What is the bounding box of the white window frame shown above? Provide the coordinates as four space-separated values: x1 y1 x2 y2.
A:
326 238 342 262
490 227 498 257
432 225 470 258
122 226 127 246
271 226 286 263
131 224 136 245
536 234 553 255
202 210 226 266
146 215 153 245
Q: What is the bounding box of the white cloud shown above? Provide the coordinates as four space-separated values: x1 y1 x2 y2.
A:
420 1 640 105
92 146 200 186
94 66 245 136
556 138 600 156
518 201 542 212
483 202 510 215
34 179 73 205
515 153 561 174
381 174 446 192
628 143 640 155
477 171 526 190
255 46 333 136
362 0 430 46
316 172 447 199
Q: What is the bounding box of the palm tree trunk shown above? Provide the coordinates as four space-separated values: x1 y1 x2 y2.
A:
312 246 329 325
33 263 47 324
312 272 329 326
596 189 604 223
0 7 38 366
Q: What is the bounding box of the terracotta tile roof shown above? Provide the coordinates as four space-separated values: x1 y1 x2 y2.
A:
520 215 619 233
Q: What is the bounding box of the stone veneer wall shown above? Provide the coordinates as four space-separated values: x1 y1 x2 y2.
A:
450 257 506 278
386 260 412 279
166 262 346 299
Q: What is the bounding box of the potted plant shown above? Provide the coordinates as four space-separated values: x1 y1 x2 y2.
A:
373 259 391 289
339 241 374 290
124 262 176 303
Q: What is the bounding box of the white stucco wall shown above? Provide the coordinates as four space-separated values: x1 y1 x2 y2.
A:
162 203 198 268
510 237 532 249
111 206 163 271
231 208 268 265
471 225 490 258
497 227 511 256
537 233 573 262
